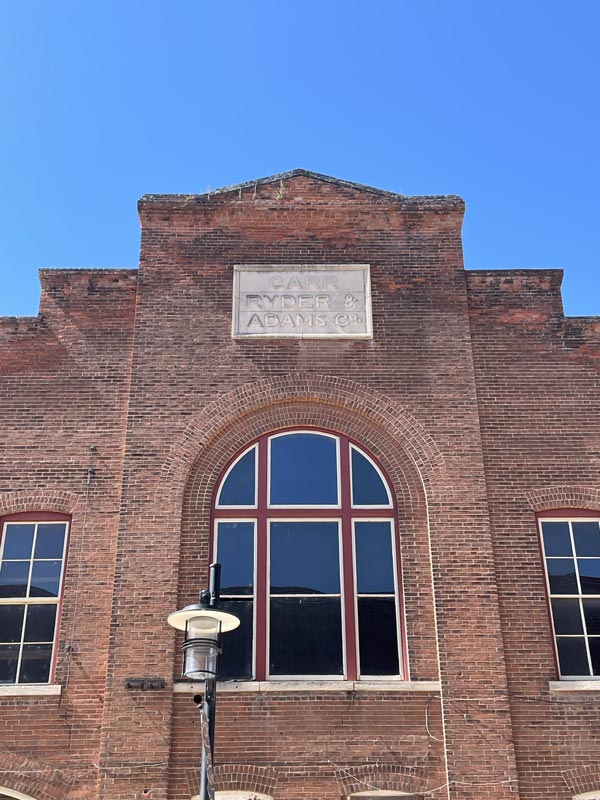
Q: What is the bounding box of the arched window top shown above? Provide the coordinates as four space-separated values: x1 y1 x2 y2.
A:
212 429 403 682
216 430 392 510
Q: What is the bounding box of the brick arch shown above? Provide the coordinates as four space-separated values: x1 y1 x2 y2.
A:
176 398 436 585
525 485 600 513
184 765 277 799
0 751 73 800
334 764 426 797
0 490 80 517
174 378 443 679
164 375 446 514
563 765 600 798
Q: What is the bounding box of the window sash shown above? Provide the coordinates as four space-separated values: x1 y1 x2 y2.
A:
0 521 68 684
212 431 405 682
540 517 600 679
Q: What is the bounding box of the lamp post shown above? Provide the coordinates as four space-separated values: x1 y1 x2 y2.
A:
168 563 240 800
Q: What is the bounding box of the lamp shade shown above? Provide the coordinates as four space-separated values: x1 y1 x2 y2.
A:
167 603 241 633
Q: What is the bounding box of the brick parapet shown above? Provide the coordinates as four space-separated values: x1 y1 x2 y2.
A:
37 268 137 324
466 269 565 321
138 167 465 212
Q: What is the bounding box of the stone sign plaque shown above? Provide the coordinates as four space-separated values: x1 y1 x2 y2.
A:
233 264 372 339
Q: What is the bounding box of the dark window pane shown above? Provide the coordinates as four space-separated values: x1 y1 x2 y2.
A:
0 561 29 598
217 522 254 595
34 524 66 559
29 561 62 597
590 638 600 676
583 600 600 635
573 522 600 556
217 599 254 680
270 433 338 505
556 637 590 677
578 559 600 594
547 559 578 594
270 521 340 594
218 448 256 507
358 597 399 676
19 643 52 683
541 522 572 557
551 598 583 634
0 644 19 683
0 605 25 643
3 524 35 559
355 522 395 594
269 597 343 676
351 448 390 506
24 604 57 642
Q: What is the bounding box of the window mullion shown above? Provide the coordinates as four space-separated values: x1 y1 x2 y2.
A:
256 435 269 681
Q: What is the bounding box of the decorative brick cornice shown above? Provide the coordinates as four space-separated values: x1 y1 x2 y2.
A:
525 485 600 513
0 489 80 516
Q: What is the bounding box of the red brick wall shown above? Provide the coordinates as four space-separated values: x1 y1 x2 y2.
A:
467 270 600 800
97 174 517 800
0 269 137 800
1 172 598 800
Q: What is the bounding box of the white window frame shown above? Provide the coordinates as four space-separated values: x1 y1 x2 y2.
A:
266 517 345 680
267 430 341 509
352 517 403 679
0 519 69 685
539 515 600 680
216 444 258 509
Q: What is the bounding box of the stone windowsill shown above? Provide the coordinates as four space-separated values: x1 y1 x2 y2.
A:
548 680 600 692
0 684 62 697
174 679 441 694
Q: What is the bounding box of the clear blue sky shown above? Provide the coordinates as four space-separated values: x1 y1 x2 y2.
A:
1 0 598 317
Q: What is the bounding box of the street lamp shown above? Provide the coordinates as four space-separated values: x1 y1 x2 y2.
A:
168 563 240 800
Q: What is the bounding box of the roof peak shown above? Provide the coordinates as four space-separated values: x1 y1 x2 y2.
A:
205 169 406 199
139 169 463 205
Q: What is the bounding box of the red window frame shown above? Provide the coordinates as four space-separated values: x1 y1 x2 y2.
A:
0 511 70 684
211 427 407 681
537 509 600 680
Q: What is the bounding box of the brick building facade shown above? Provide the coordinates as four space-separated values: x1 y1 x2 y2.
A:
0 170 598 800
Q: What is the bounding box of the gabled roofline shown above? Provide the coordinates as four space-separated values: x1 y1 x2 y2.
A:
139 168 463 207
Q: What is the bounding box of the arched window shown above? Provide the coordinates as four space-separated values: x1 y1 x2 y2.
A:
0 513 69 684
212 430 404 681
539 512 600 678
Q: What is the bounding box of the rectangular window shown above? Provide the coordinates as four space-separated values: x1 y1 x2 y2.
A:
540 517 600 678
0 520 68 684
268 520 343 677
215 520 255 680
